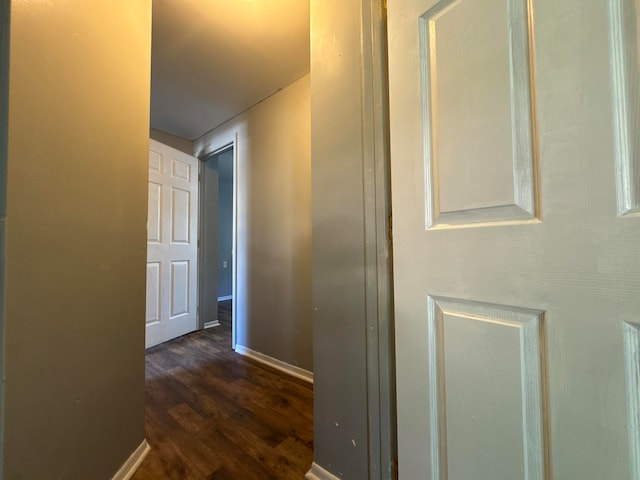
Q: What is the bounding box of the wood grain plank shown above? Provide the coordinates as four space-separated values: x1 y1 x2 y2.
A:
132 300 313 480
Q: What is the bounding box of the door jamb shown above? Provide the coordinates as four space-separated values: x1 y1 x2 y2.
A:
197 136 238 349
362 0 397 477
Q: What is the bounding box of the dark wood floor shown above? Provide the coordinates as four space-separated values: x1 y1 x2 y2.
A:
132 301 314 480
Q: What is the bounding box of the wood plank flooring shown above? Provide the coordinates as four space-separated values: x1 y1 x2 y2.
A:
132 301 314 480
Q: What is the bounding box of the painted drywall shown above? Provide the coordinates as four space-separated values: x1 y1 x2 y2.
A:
150 127 194 155
309 1 395 478
310 1 368 476
195 74 312 371
4 2 151 478
0 1 10 471
217 149 233 298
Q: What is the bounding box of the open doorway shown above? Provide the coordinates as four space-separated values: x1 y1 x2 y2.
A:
199 144 236 348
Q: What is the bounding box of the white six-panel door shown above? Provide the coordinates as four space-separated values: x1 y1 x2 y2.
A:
146 139 198 348
388 0 640 478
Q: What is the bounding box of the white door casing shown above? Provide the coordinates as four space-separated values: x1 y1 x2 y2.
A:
146 139 199 348
388 0 640 479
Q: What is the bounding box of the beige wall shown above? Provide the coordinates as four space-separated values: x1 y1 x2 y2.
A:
195 75 312 371
4 1 151 478
0 2 9 475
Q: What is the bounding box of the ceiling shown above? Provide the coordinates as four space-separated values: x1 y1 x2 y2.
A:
150 0 310 141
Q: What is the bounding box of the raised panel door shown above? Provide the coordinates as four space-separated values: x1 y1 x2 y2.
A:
146 139 198 348
388 0 640 478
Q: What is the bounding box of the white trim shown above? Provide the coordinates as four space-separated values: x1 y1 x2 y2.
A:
111 439 150 480
234 344 313 383
217 295 232 301
204 320 220 329
231 135 238 352
305 462 342 480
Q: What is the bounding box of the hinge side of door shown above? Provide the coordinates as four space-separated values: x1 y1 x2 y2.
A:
388 213 393 244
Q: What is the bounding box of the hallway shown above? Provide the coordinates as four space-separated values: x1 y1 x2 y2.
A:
132 301 314 479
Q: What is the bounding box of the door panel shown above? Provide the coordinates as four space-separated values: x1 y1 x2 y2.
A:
420 0 538 228
422 0 537 223
146 139 199 348
427 296 545 480
170 260 190 317
388 0 640 478
610 0 640 216
146 262 161 325
171 187 191 243
147 182 162 242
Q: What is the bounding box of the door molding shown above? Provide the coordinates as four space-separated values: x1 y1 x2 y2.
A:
110 440 150 480
305 462 342 480
361 0 397 478
309 0 396 477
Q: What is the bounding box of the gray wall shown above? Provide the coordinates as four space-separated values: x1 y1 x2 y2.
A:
150 127 194 155
310 0 395 478
200 157 220 325
195 75 312 372
0 1 9 472
217 149 233 298
3 2 150 478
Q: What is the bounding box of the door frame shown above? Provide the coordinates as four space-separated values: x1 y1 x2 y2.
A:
308 1 397 478
361 1 397 476
197 134 238 349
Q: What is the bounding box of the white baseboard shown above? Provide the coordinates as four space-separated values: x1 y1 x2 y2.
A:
111 439 150 480
306 462 342 480
234 344 313 383
217 295 233 301
204 320 220 329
